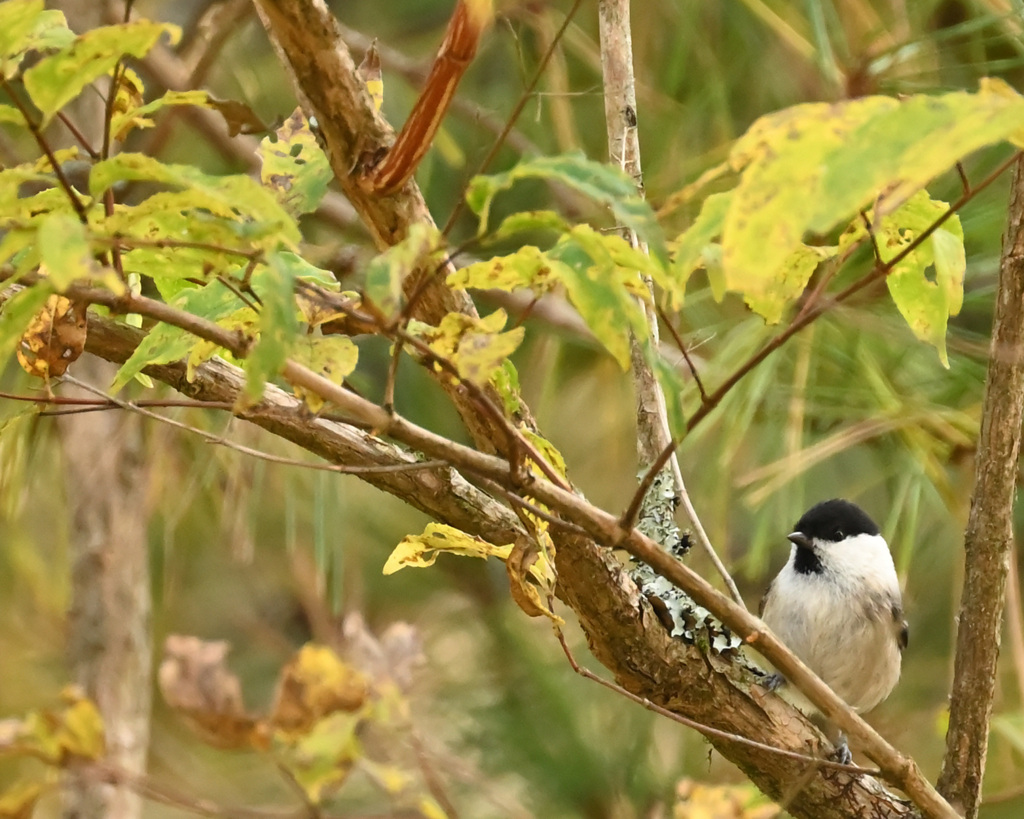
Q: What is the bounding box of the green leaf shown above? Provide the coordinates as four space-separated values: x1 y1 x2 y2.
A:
487 209 573 240
844 191 964 366
883 212 964 368
38 214 94 290
0 104 25 124
90 153 300 248
259 108 332 217
668 190 732 307
467 153 667 265
290 336 359 413
245 254 301 399
0 0 73 80
23 21 178 124
548 232 647 369
363 223 438 318
492 359 522 416
109 281 243 392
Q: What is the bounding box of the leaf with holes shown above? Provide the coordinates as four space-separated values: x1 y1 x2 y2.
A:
259 108 332 217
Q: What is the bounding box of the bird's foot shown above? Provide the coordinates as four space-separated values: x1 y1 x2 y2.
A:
761 672 786 692
831 734 853 766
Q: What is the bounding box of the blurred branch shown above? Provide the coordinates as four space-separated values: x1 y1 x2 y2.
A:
937 153 1024 819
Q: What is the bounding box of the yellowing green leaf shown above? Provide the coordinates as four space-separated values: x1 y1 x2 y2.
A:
668 190 732 308
448 245 561 294
417 310 524 387
722 82 1024 303
383 523 512 574
54 693 105 760
23 21 178 124
259 108 332 217
364 223 438 318
743 244 835 324
278 711 362 803
110 88 205 141
724 96 895 298
549 234 647 369
37 214 95 290
90 153 300 248
520 428 567 483
0 0 72 80
290 336 359 412
467 153 667 265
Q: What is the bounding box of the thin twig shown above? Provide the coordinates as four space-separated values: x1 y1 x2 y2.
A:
656 304 708 404
442 0 586 236
58 376 446 476
1 78 89 223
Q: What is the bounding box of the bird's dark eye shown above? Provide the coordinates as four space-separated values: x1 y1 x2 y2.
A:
832 529 844 540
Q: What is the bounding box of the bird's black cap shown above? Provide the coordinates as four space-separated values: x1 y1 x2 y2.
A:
792 498 880 543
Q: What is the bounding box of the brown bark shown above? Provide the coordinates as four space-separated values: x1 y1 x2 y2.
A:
937 154 1024 817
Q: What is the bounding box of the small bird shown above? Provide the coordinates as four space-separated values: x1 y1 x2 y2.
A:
759 498 908 762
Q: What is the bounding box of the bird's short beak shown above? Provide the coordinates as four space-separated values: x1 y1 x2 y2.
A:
787 531 813 549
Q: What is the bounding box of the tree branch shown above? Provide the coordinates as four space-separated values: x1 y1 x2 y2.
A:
937 154 1024 818
65 289 948 818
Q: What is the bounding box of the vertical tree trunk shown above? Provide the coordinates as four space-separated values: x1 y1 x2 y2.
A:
937 154 1024 817
58 358 152 819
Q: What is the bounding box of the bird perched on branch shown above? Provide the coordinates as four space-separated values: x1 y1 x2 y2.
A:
760 498 908 763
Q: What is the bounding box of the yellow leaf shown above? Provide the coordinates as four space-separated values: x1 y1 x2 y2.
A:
505 535 562 624
269 645 368 735
0 781 44 819
55 688 105 760
383 523 512 574
16 291 88 380
290 336 359 412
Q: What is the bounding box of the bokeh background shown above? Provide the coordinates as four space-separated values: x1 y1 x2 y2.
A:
2 0 1024 816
